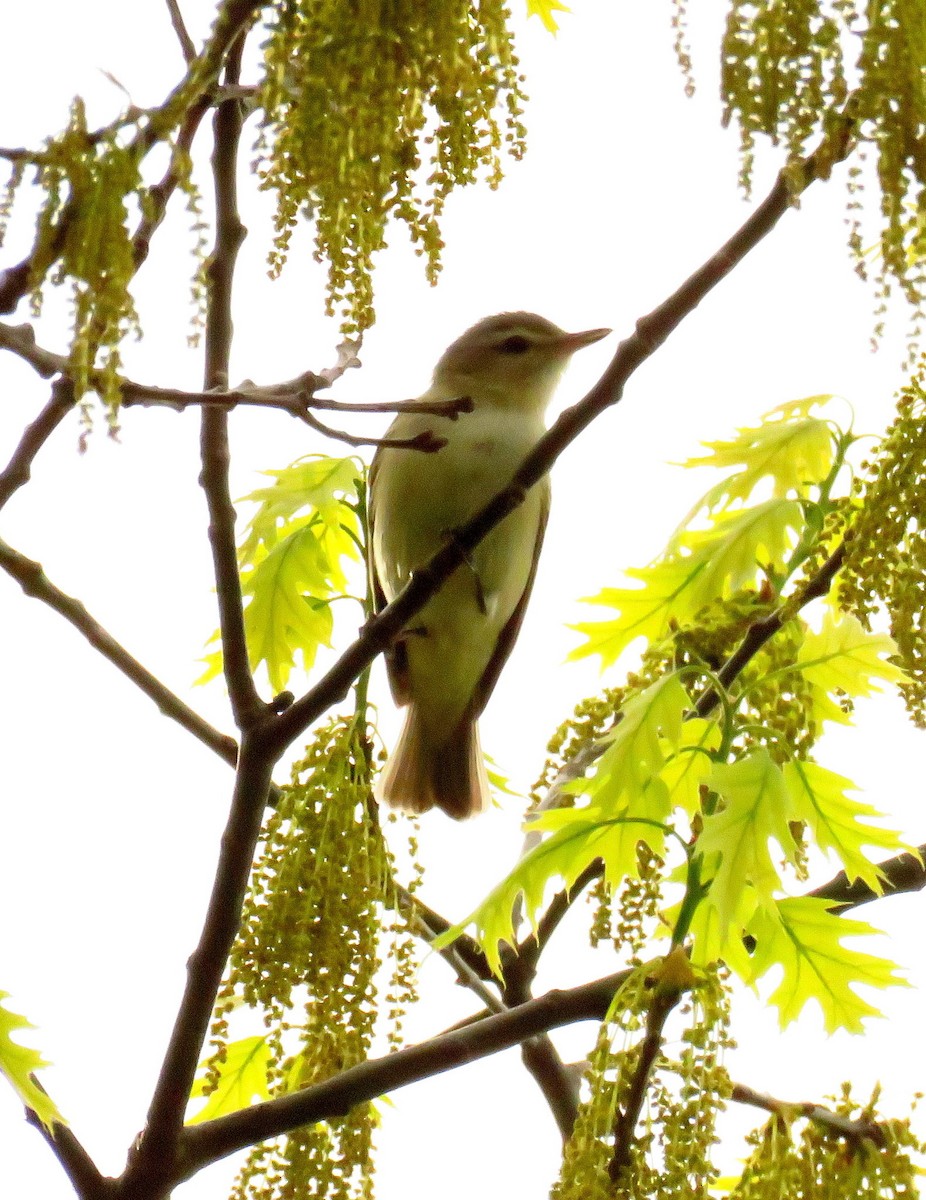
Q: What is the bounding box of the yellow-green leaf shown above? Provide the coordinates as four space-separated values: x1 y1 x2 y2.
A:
675 499 804 600
243 524 337 692
575 674 690 808
201 455 362 690
797 609 907 698
658 717 722 815
683 886 758 981
747 898 906 1033
570 499 804 667
784 760 911 893
526 0 570 33
698 751 800 928
683 412 834 508
0 993 63 1131
569 558 708 667
438 799 671 976
239 456 361 565
187 1036 271 1124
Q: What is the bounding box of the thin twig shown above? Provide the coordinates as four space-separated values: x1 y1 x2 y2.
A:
165 0 197 63
0 319 473 425
399 890 494 980
300 409 447 451
730 1081 886 1146
122 385 471 419
132 97 212 271
523 860 605 963
695 542 848 719
0 536 238 764
0 379 74 509
609 985 684 1182
513 540 855 975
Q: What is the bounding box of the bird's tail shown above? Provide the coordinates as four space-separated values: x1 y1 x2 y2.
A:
376 704 490 820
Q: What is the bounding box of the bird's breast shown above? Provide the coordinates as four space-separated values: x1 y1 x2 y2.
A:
372 407 548 599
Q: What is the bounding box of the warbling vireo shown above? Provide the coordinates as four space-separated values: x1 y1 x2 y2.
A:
369 312 610 819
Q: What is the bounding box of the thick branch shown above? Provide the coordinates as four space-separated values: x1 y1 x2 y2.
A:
502 955 583 1140
198 39 263 731
492 919 584 1139
518 1037 582 1140
130 738 276 1188
267 103 860 758
126 41 278 1191
177 969 631 1178
808 845 926 910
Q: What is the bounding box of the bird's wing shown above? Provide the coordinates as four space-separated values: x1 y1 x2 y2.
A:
466 482 551 723
367 447 413 706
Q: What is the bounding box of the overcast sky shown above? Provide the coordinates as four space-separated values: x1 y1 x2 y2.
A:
1 3 925 1198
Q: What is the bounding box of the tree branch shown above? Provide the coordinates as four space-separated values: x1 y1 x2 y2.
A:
0 536 238 764
502 956 583 1140
510 538 855 982
24 1107 114 1200
165 0 197 63
808 845 926 911
695 542 848 719
131 97 212 272
519 860 605 967
0 378 74 509
609 984 683 1182
0 320 71 378
177 969 632 1179
131 738 276 1188
397 888 495 980
730 1081 886 1146
125 41 281 1191
197 37 263 732
0 318 473 435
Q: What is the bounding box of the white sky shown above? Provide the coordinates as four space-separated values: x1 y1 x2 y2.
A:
1 2 925 1198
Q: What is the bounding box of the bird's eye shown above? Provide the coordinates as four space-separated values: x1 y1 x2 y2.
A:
498 334 532 354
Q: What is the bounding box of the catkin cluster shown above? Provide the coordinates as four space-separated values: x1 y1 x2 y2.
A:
256 0 527 332
205 715 418 1200
840 367 926 724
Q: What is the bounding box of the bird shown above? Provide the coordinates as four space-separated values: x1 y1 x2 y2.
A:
368 311 611 819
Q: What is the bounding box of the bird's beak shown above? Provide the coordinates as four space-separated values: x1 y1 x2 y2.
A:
552 327 611 356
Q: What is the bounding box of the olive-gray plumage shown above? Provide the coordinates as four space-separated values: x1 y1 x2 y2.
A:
370 312 610 818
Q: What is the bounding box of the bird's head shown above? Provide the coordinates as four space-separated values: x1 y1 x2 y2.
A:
430 312 611 412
